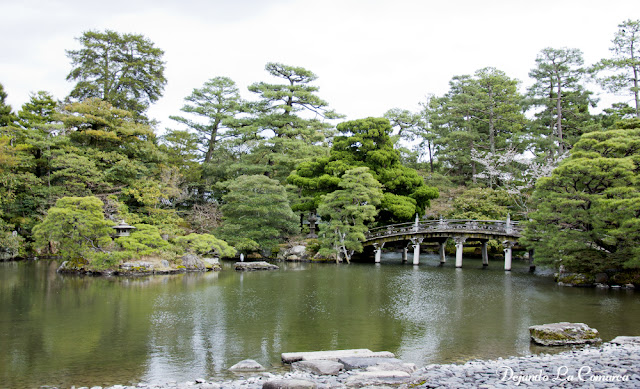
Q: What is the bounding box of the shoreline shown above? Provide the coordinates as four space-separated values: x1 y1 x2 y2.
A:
63 341 640 389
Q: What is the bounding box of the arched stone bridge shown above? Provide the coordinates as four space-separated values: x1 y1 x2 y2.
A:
364 217 523 271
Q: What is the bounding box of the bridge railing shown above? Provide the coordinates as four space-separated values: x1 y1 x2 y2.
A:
365 219 522 239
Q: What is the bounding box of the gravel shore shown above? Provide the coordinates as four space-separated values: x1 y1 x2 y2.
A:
69 341 640 389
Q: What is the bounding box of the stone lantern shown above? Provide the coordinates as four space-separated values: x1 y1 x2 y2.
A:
307 213 318 238
112 220 136 238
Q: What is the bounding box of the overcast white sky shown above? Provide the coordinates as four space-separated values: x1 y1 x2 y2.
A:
1 0 638 132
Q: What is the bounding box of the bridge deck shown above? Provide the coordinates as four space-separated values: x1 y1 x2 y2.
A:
364 218 525 270
365 219 521 245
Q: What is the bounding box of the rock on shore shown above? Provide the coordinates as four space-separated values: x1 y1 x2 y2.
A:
234 261 279 271
529 322 601 346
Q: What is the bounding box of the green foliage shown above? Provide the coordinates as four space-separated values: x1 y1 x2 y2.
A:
428 68 527 184
17 91 59 130
289 117 438 223
172 233 236 257
591 19 640 117
237 62 340 182
523 119 640 273
317 167 383 263
32 196 114 264
66 30 166 121
116 224 171 257
170 76 246 163
0 83 17 127
448 187 513 220
218 174 299 254
527 47 596 155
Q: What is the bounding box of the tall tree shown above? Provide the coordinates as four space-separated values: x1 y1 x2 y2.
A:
528 47 596 155
317 167 383 263
240 63 342 181
592 19 640 117
384 108 422 165
288 117 438 223
429 68 526 184
17 91 59 130
170 77 246 163
416 95 440 173
66 30 166 121
522 119 640 273
0 83 17 128
217 174 299 254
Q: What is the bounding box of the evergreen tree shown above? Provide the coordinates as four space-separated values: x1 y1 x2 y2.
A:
317 167 383 263
0 83 17 128
522 119 640 273
217 174 299 255
429 68 526 184
592 19 640 118
288 117 438 223
66 30 166 122
17 91 59 130
169 76 247 163
527 47 596 155
238 63 342 181
32 196 115 264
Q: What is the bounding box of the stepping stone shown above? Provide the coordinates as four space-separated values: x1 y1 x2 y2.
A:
281 349 394 363
338 357 404 370
366 362 417 374
345 371 411 387
291 360 344 375
610 336 640 345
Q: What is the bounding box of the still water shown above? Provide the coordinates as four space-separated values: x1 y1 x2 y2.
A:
1 254 639 388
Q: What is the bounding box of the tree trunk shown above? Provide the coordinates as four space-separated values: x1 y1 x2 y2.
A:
204 119 221 163
555 79 564 155
428 141 434 173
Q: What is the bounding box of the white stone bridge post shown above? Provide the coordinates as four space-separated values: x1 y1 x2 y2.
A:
454 236 467 268
411 237 423 265
503 240 516 271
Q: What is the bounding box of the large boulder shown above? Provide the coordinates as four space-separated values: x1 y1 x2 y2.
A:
556 273 594 287
228 359 265 372
235 261 279 271
529 322 601 346
181 254 206 270
202 257 222 271
278 245 309 262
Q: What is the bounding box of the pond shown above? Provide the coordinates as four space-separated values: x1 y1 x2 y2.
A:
1 254 639 388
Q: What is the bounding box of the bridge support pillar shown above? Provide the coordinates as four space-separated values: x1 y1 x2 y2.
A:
454 236 467 268
438 239 447 264
503 240 516 271
374 243 385 263
402 243 410 263
481 240 489 267
411 238 423 265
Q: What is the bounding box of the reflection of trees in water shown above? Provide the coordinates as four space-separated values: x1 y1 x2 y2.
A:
0 261 154 388
4 259 640 387
389 258 537 365
143 263 407 381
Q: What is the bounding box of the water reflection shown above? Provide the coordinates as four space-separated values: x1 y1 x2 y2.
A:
1 257 640 388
